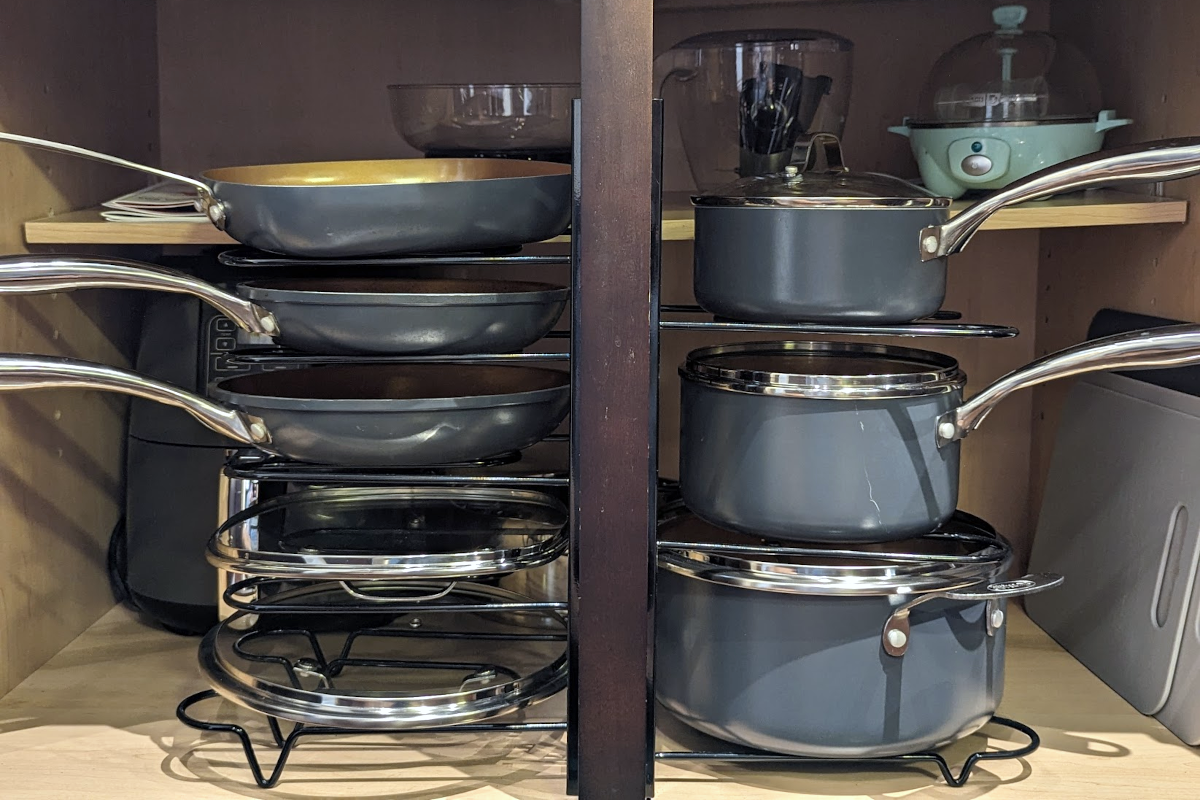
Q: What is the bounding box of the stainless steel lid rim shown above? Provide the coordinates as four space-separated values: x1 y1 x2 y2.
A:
657 505 1012 595
692 196 952 209
208 535 569 581
199 582 568 729
681 340 967 399
209 486 569 580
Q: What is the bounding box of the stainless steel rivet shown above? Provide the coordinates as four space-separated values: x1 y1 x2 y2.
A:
990 607 1006 629
922 235 939 254
408 617 422 629
886 628 908 649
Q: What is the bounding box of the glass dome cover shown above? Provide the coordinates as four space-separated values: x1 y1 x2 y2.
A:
913 5 1103 126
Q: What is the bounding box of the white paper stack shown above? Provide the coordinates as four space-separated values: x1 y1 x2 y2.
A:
100 181 206 222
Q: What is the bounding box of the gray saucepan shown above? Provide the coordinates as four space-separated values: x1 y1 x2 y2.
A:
655 504 1062 757
0 256 568 355
0 133 571 257
692 133 1200 323
680 324 1200 542
0 357 569 466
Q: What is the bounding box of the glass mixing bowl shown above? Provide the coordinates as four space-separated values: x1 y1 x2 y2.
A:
389 83 578 162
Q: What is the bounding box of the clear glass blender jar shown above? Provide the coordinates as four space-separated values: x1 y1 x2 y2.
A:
656 29 854 190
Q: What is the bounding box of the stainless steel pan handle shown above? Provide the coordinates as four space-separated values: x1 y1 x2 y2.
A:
0 355 270 445
0 256 278 337
882 573 1063 657
938 323 1200 446
921 137 1200 260
0 131 228 229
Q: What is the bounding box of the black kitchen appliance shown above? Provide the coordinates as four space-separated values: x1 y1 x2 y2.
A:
112 256 252 634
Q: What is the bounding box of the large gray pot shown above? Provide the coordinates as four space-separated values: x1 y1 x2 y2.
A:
655 506 1062 757
680 326 1200 542
692 134 1200 323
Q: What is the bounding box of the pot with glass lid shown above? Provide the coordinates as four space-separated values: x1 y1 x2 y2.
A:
655 504 1062 757
888 5 1131 198
692 133 1200 324
679 325 1200 542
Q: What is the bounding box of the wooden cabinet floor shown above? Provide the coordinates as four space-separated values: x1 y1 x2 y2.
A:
0 606 1195 799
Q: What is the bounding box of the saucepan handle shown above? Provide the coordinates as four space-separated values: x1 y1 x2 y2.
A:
0 131 228 229
938 323 1200 447
921 137 1200 260
941 572 1064 601
0 256 278 337
0 355 269 446
881 573 1063 657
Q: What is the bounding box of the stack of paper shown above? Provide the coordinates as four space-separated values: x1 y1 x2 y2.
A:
100 181 206 222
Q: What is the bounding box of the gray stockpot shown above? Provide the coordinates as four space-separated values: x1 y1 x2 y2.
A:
693 134 1200 323
655 505 1063 757
0 357 568 466
0 256 568 355
0 133 571 257
680 324 1200 542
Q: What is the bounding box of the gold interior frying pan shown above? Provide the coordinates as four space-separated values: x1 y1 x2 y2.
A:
0 133 571 258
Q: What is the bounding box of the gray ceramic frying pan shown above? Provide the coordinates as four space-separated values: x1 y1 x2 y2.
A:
0 256 568 355
0 357 569 465
0 133 571 257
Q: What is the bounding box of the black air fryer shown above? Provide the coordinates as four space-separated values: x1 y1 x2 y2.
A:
114 257 253 634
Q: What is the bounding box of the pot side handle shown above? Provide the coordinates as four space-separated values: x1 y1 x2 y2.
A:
0 131 227 229
921 136 1200 261
0 354 269 446
0 256 278 337
938 323 1200 447
882 573 1063 657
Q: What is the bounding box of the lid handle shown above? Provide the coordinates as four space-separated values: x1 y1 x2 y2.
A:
797 132 848 175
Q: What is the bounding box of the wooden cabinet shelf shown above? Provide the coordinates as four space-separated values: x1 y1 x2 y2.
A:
23 190 1187 249
0 606 1194 799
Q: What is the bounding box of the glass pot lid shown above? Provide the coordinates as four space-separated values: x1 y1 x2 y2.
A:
681 340 967 399
693 134 948 208
913 5 1103 126
208 486 568 581
200 581 567 728
657 504 1011 596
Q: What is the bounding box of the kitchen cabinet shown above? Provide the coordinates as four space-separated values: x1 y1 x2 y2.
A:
2 0 1200 797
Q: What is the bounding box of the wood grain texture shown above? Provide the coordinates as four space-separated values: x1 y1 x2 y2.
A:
0 1 157 696
0 605 1195 799
660 230 1041 563
1030 1 1200 543
573 0 658 796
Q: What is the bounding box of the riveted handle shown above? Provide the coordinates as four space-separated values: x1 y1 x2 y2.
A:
0 355 269 446
0 131 228 229
942 572 1064 601
882 573 1064 657
921 137 1200 260
0 255 278 337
